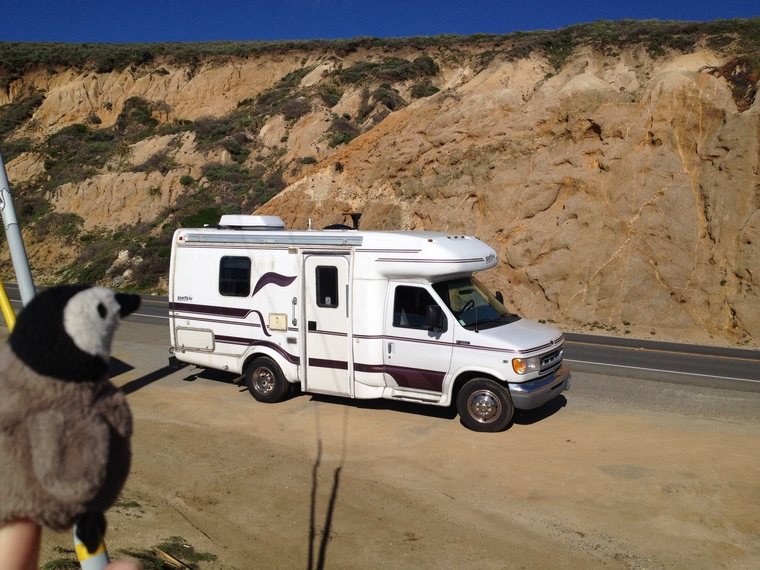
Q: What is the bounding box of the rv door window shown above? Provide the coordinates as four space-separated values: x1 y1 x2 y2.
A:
315 265 339 308
219 256 251 297
393 286 443 330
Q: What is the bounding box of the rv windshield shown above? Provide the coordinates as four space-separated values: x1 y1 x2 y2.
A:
432 277 520 331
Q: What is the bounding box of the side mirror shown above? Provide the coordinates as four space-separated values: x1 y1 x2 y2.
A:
495 291 504 304
426 305 445 331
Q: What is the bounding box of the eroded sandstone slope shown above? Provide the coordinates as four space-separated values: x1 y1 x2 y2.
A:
0 23 758 345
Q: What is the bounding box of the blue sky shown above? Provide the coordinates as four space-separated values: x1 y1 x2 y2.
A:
0 0 758 43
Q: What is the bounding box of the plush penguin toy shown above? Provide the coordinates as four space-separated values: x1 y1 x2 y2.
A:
0 285 140 552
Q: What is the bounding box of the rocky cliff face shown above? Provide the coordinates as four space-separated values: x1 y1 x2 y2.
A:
1 24 758 346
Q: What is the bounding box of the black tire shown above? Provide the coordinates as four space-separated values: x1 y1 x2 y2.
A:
456 378 514 432
245 357 290 403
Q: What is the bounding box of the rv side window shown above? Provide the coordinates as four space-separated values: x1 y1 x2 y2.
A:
393 286 440 329
219 256 251 297
316 266 339 308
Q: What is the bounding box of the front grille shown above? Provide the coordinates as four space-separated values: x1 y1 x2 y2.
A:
540 348 563 375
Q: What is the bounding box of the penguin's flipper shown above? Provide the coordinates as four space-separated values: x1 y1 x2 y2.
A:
29 410 109 503
75 511 107 554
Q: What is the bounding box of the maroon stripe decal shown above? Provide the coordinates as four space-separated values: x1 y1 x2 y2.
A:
170 302 250 318
375 257 484 264
308 329 348 337
308 358 348 370
170 303 272 336
214 335 299 364
354 363 444 392
351 333 561 355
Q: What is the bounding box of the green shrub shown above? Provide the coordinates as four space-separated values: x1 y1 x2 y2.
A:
42 124 117 189
410 80 440 99
9 182 52 225
281 97 311 121
328 116 359 147
0 92 45 140
35 212 84 237
318 83 343 107
115 96 158 140
42 558 78 570
221 132 251 163
118 536 217 570
202 162 252 184
179 174 195 185
193 110 253 148
181 206 222 227
134 150 177 174
335 55 440 84
252 67 312 117
300 155 317 164
128 235 173 289
371 85 406 111
157 119 195 135
0 137 33 162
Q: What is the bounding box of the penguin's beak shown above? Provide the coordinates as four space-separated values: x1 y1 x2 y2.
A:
115 293 141 317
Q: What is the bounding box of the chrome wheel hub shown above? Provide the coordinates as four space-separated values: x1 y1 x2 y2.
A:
467 389 501 423
253 368 275 394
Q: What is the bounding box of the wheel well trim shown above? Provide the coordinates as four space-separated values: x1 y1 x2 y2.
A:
445 367 509 406
242 348 297 383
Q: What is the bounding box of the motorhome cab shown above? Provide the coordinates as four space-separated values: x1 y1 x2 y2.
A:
168 215 570 432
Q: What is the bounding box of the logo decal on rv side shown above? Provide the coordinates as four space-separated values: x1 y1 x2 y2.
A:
177 295 193 302
251 272 297 297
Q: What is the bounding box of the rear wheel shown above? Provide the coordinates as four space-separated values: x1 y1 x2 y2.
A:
245 357 290 403
456 378 514 432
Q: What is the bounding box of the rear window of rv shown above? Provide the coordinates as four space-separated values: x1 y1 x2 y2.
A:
219 256 251 297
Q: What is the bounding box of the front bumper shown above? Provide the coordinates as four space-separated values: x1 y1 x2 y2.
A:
508 364 571 410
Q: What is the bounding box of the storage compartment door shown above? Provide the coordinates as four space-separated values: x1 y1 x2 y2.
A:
175 327 215 352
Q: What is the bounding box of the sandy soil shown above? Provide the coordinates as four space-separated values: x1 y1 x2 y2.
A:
13 319 760 569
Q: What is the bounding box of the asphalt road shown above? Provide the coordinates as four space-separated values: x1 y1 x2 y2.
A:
4 283 760 391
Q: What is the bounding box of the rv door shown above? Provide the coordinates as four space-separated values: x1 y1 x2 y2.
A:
303 255 352 396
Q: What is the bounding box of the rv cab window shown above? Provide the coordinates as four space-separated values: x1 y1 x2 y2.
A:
219 256 251 297
315 265 339 308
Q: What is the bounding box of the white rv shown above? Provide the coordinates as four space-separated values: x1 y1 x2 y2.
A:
168 215 570 432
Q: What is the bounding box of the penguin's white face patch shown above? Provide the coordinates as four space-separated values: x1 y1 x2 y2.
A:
63 287 123 360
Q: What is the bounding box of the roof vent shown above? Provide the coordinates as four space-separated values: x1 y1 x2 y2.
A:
218 215 285 230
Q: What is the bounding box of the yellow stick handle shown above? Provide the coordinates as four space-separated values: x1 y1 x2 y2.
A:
0 279 16 332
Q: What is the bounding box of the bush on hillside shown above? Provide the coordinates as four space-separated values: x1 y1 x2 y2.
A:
410 80 440 99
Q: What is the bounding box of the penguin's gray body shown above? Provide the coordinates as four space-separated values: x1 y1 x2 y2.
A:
0 285 139 543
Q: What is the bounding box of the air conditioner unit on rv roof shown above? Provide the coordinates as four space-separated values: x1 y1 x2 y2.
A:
218 215 285 230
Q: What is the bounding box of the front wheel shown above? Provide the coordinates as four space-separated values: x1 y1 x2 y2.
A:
245 357 290 403
456 378 514 432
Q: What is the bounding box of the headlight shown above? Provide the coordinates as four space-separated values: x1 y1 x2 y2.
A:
512 356 541 375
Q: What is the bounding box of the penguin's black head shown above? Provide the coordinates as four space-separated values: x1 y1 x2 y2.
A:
9 285 141 383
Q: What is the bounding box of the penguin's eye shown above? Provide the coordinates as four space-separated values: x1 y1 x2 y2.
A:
97 303 107 318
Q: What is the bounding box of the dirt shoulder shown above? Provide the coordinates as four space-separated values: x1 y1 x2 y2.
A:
15 320 760 568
